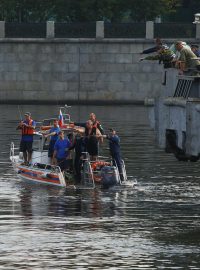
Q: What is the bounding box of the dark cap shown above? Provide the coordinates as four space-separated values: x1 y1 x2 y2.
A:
191 44 199 49
109 128 115 132
24 112 31 116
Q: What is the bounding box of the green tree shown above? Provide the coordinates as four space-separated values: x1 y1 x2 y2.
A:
165 0 200 22
126 0 181 22
0 0 182 22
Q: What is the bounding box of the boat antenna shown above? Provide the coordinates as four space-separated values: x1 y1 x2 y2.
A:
64 104 71 122
18 105 23 121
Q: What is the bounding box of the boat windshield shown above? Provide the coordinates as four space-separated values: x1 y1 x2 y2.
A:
32 133 46 151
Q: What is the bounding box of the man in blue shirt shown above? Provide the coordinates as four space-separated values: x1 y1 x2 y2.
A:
53 131 70 172
105 128 124 181
43 119 60 163
17 112 36 165
191 44 200 57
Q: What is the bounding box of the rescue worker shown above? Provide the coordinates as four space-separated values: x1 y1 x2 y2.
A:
42 119 60 164
16 112 36 165
67 132 75 173
104 128 124 181
69 132 86 183
53 131 71 172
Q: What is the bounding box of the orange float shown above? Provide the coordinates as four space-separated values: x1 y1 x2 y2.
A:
40 124 85 133
91 161 111 183
91 161 110 171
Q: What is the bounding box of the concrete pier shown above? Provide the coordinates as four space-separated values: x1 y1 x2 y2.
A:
146 67 200 160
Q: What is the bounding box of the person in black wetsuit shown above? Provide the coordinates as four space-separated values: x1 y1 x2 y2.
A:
84 120 103 161
69 132 86 183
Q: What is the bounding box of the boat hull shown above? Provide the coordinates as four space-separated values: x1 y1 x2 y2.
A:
11 162 66 187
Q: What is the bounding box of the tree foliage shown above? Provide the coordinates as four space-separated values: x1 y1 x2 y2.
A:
0 0 192 23
126 0 181 22
165 0 200 22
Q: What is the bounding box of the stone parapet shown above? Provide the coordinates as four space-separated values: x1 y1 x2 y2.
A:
0 38 197 104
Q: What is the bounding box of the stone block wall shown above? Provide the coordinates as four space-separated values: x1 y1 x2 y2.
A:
0 39 164 104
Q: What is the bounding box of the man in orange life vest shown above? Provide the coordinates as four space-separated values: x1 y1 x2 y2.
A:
17 112 36 165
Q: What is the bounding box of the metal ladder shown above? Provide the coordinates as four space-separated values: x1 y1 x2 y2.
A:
173 78 193 98
82 152 95 188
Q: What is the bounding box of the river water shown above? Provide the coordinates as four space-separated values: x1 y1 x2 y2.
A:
0 104 200 270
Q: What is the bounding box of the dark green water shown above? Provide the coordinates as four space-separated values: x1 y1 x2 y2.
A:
0 104 200 269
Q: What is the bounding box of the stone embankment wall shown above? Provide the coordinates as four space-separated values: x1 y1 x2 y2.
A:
0 38 190 104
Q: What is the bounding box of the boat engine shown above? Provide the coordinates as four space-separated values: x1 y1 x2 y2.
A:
101 166 120 188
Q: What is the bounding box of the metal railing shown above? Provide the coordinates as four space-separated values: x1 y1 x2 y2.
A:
55 22 96 38
5 22 46 38
0 21 199 39
104 22 146 38
154 23 196 38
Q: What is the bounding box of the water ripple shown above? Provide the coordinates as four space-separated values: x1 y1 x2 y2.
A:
0 105 200 269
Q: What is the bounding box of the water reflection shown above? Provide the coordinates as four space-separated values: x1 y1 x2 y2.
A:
16 182 127 220
0 104 200 269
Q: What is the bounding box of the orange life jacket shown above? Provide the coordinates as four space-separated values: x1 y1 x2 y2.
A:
22 119 34 135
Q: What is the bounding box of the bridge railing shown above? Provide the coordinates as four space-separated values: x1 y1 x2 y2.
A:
0 21 199 39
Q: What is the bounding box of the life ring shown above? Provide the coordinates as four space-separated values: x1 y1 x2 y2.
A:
40 125 52 131
91 161 111 183
91 161 110 171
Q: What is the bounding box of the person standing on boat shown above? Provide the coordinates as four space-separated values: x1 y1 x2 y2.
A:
89 113 104 135
104 128 124 181
71 112 104 135
16 112 36 166
43 119 60 164
85 120 103 161
67 132 75 173
71 113 104 158
53 131 71 172
69 131 86 183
